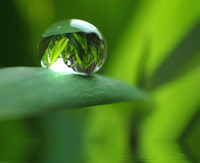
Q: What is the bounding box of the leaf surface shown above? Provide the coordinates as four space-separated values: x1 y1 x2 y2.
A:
0 67 149 119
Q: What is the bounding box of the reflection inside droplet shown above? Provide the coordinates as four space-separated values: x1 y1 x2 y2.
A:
38 19 107 74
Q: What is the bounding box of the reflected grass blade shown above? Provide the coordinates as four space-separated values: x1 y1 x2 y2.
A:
151 19 200 89
136 37 151 89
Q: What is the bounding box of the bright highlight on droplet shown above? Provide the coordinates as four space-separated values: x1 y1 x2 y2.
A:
37 19 107 74
49 58 74 73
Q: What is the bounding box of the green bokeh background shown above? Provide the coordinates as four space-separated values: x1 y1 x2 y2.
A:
0 0 200 162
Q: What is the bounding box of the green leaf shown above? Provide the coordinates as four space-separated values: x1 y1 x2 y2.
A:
0 67 149 119
75 53 84 68
37 36 53 61
150 20 200 89
73 33 87 51
90 46 98 63
85 59 95 69
70 61 78 67
67 34 86 64
50 37 69 66
42 50 49 63
135 37 151 89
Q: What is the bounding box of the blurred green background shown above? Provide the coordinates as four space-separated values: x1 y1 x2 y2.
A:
0 0 200 162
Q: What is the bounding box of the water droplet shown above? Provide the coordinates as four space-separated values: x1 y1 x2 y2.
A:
38 19 107 74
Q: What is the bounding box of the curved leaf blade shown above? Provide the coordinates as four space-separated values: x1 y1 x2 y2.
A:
50 37 69 65
0 67 149 119
150 20 200 89
67 34 86 64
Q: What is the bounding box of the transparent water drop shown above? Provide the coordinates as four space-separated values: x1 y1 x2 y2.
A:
38 19 107 74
